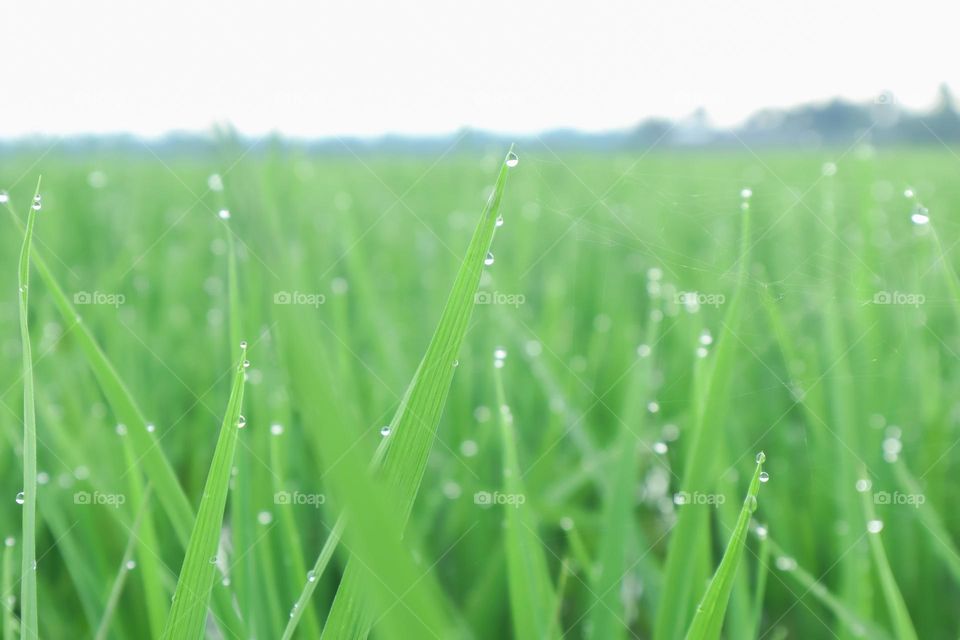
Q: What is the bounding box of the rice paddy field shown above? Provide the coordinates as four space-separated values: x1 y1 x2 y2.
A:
1 141 959 639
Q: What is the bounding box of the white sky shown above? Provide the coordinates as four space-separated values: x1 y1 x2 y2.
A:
3 0 958 138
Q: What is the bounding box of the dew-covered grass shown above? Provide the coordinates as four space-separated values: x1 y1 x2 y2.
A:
1 143 960 638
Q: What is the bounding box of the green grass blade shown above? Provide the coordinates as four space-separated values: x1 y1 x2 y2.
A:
765 536 892 640
17 178 42 640
3 537 16 640
160 343 248 640
891 461 960 581
656 195 752 640
858 472 918 640
588 317 658 639
683 453 764 640
313 147 516 640
280 517 345 640
494 364 557 640
94 488 152 640
2 202 197 545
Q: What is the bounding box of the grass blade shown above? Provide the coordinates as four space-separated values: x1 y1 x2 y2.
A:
17 178 42 640
765 536 892 640
3 537 16 640
494 364 557 639
684 452 765 640
160 343 248 639
857 471 918 640
314 147 516 639
94 488 152 640
655 195 752 640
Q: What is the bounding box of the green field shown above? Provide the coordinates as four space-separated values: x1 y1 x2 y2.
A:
1 143 959 639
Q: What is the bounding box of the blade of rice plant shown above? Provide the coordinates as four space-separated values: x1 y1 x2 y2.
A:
94 488 152 640
280 517 345 640
857 472 918 640
300 147 516 640
749 524 770 638
493 364 557 640
765 536 891 640
588 315 658 639
683 452 764 640
891 460 960 581
655 196 751 640
3 537 16 640
17 178 42 640
160 342 248 640
3 202 195 542
3 199 245 638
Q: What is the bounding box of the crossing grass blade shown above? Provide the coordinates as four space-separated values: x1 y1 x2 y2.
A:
2 537 16 640
17 178 42 640
588 316 659 639
891 461 960 581
160 343 248 640
493 365 557 640
655 199 751 640
764 536 892 640
304 147 515 640
857 472 918 640
683 454 764 640
94 488 152 640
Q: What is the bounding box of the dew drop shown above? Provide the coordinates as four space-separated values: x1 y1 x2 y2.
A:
647 401 660 413
307 570 317 583
494 347 507 360
146 423 156 433
218 209 231 220
125 560 136 570
755 451 766 464
636 344 651 358
257 511 273 525
239 340 248 349
380 426 391 437
653 441 668 454
270 423 284 436
484 252 495 266
495 215 504 227
33 195 41 203
15 492 24 505
4 537 14 547
775 555 797 571
243 360 250 369
505 151 519 168
452 359 459 367
755 524 768 539
116 423 128 436
867 519 884 534
0 192 8 204
699 330 713 346
759 471 769 483
855 478 872 493
903 188 915 198
910 206 930 225
740 188 753 199
237 415 247 428
696 346 709 359
32 202 41 211
209 555 219 564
